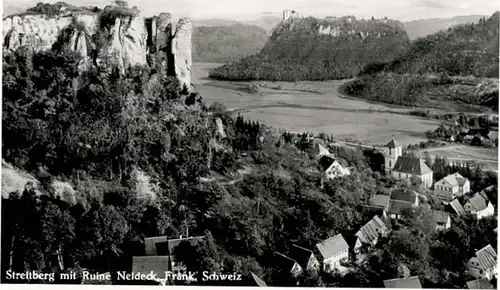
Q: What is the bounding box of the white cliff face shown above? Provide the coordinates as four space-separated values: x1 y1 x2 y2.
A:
172 18 192 91
3 7 192 88
3 15 72 52
102 14 149 72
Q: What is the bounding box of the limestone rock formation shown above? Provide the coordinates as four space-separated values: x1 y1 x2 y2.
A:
172 18 192 91
2 3 192 89
2 160 41 198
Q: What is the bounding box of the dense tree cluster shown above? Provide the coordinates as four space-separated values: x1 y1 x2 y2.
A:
193 25 268 63
208 17 410 81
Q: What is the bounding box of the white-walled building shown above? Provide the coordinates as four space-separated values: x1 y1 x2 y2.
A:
384 137 402 173
316 234 349 273
464 192 495 220
383 137 433 187
467 245 497 281
434 173 470 202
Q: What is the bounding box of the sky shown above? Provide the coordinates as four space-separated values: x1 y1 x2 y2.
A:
3 0 499 20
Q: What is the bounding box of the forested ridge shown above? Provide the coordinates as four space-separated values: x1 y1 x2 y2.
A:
208 16 410 81
341 12 499 109
192 24 268 63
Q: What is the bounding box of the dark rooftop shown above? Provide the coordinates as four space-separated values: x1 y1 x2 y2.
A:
392 156 432 175
390 188 417 203
288 244 314 270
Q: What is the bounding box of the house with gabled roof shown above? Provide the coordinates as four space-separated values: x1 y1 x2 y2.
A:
449 198 466 216
156 236 205 273
288 244 320 273
383 276 422 288
464 192 495 220
466 278 494 289
275 252 303 278
467 244 497 281
143 235 205 274
391 156 433 188
316 234 349 273
314 143 331 157
353 215 390 254
368 194 391 212
319 155 350 181
432 210 451 231
434 172 470 202
144 236 168 256
388 188 419 219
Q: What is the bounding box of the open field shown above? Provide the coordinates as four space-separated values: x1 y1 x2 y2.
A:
416 145 498 172
194 63 442 146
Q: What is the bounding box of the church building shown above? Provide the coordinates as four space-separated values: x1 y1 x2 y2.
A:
383 136 433 188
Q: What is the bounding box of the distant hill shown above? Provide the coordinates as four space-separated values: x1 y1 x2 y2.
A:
192 15 281 32
192 18 239 27
341 12 499 110
403 15 488 40
242 16 281 32
208 16 411 81
193 24 268 63
362 12 499 77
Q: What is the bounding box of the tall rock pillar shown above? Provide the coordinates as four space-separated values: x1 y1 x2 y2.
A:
172 18 192 91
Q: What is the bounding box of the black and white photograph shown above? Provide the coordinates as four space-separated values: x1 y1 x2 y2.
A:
1 0 499 288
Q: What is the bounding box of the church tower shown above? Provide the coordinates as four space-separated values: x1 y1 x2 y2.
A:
384 135 401 173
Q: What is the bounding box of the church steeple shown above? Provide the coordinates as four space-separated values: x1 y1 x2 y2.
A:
384 134 402 173
386 134 400 149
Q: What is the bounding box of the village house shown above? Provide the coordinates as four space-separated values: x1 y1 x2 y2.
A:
144 236 168 256
466 278 494 289
467 244 497 281
368 194 391 212
387 188 419 219
391 156 433 188
142 235 205 274
288 244 320 273
449 198 466 216
316 234 350 273
156 236 205 273
432 210 451 231
434 173 470 202
353 214 390 254
319 155 350 181
275 252 303 278
383 276 422 288
464 192 495 220
314 142 331 157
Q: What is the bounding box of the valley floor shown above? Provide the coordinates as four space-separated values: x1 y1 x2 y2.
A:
192 63 498 171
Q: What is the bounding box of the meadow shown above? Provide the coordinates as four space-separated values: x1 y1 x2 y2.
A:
194 63 441 146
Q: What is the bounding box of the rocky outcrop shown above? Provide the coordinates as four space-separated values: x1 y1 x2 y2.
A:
130 167 158 203
172 18 192 91
3 3 192 89
2 160 41 198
